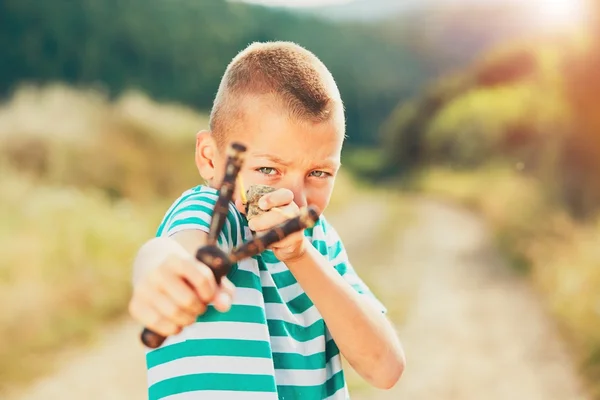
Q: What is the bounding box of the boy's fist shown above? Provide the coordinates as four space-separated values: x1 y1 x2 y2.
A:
244 188 307 262
128 253 234 337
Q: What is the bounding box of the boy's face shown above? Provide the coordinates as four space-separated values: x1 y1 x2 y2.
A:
197 97 344 216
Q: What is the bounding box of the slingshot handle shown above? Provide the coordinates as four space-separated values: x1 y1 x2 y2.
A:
230 206 319 262
140 327 166 349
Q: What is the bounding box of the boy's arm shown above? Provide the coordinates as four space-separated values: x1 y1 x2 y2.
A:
132 230 206 286
286 241 405 390
129 188 240 339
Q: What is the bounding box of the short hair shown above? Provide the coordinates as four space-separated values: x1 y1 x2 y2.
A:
209 41 344 147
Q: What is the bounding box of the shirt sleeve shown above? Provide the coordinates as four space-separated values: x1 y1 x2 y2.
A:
156 186 244 253
322 217 387 314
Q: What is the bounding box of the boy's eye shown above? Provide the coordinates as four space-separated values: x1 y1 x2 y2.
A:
310 170 330 178
257 167 277 176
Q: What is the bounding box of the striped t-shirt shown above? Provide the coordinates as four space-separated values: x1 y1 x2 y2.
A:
146 185 386 400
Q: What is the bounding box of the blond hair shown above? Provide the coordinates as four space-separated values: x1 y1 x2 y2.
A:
209 41 344 147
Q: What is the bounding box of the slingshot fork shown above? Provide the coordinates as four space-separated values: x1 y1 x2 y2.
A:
140 142 319 349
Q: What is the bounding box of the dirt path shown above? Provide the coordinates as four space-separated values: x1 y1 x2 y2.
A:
6 196 589 400
350 198 589 400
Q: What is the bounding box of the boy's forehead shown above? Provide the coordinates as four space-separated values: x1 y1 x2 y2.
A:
232 99 344 162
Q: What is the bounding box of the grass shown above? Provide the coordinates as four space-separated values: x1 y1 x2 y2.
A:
0 168 172 389
412 165 600 398
0 83 208 391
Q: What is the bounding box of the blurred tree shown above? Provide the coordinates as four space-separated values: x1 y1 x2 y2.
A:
379 24 600 217
0 0 425 146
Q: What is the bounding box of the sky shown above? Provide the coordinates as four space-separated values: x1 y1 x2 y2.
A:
235 0 353 7
234 0 590 28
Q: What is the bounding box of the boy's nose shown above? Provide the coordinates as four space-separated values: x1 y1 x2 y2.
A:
291 186 307 209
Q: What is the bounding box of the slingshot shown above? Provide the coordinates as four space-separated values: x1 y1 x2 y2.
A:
140 142 319 349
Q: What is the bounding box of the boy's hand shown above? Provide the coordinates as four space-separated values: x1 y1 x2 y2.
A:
245 188 307 262
128 252 234 337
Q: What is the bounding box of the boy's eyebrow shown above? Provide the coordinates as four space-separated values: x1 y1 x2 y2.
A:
252 153 292 166
252 153 341 169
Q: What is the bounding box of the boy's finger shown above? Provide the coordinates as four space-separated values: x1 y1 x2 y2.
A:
213 277 235 313
248 203 298 232
149 318 182 338
259 188 294 210
131 299 181 337
160 273 208 316
220 277 235 297
152 289 197 328
167 258 218 303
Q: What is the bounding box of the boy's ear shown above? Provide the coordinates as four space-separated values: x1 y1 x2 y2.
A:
195 130 218 183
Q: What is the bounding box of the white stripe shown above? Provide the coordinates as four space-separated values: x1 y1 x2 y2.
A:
148 356 275 386
264 259 289 274
276 283 305 303
274 356 342 386
161 321 270 346
311 224 326 240
172 209 211 221
265 302 322 327
260 270 276 287
165 225 229 252
270 335 325 356
237 258 260 276
341 272 363 286
163 390 278 400
232 286 264 306
165 224 208 237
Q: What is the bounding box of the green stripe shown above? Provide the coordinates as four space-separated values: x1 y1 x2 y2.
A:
198 305 266 324
328 241 344 259
257 256 268 271
276 369 346 399
149 373 277 399
273 352 325 370
333 260 348 275
262 284 315 313
311 239 328 255
267 318 325 342
261 250 279 264
325 338 339 361
231 269 261 290
262 286 284 305
318 217 327 235
285 292 313 314
270 270 297 288
146 339 273 368
272 339 339 370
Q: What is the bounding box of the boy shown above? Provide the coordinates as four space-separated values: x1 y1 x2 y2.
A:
128 41 405 399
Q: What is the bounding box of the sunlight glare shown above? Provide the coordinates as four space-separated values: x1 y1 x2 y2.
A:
534 0 589 28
